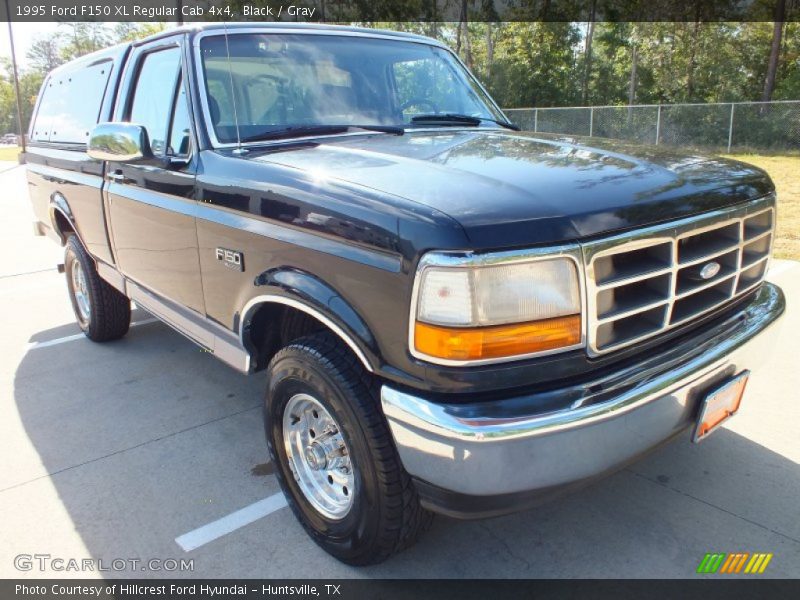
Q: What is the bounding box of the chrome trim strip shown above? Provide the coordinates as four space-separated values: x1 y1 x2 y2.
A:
597 265 673 290
597 298 669 324
26 163 103 188
407 244 586 367
27 164 101 245
743 230 772 246
406 196 775 367
383 282 784 444
128 280 250 373
194 202 402 273
675 273 737 299
49 205 79 246
96 261 126 294
239 294 375 373
108 180 401 272
213 332 252 374
680 246 741 268
583 195 775 356
742 255 770 269
731 278 766 298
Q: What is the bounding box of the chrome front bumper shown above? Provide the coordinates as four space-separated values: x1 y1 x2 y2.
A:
381 283 785 516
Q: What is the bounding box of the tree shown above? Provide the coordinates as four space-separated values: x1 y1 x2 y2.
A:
455 0 473 69
628 25 638 106
26 37 64 73
59 23 111 61
762 0 786 101
113 22 167 43
775 22 800 99
479 1 500 78
582 22 595 104
485 22 582 107
0 58 44 135
3 17 798 129
581 0 597 104
1 23 177 135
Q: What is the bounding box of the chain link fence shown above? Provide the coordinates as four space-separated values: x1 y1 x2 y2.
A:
505 101 800 153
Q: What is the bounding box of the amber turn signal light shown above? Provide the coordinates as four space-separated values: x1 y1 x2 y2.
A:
414 314 582 361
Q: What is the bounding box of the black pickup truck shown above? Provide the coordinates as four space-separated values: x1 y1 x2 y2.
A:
25 23 784 565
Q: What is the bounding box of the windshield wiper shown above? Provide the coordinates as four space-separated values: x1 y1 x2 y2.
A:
486 117 521 131
239 124 404 144
410 113 520 131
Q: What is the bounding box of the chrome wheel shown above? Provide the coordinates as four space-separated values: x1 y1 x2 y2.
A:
71 260 91 321
282 393 355 520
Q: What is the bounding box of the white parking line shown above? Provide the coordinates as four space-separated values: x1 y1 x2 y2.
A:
768 260 799 279
175 492 288 552
0 267 57 279
25 318 159 351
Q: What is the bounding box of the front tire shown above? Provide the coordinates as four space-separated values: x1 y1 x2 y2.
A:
265 332 432 565
65 235 131 342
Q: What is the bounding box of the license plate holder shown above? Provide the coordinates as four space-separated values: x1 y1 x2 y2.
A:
692 370 750 443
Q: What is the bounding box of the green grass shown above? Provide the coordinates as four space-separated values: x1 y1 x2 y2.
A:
724 154 800 261
0 146 21 162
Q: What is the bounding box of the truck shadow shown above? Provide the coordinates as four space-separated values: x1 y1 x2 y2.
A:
384 428 800 578
25 307 153 345
11 318 800 578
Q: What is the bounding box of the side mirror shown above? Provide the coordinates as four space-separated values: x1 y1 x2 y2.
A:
87 123 152 162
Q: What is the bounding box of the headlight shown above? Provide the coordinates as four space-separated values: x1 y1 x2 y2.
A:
411 252 583 364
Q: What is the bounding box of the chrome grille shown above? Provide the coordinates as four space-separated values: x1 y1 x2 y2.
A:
584 196 774 356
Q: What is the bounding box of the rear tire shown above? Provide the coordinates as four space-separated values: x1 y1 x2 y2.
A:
264 332 432 565
65 235 131 342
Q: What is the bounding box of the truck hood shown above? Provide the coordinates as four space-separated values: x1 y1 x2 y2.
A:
245 130 773 248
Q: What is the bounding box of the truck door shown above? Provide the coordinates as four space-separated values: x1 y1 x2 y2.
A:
105 37 204 313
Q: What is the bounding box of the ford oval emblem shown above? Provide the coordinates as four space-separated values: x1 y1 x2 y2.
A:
700 261 721 280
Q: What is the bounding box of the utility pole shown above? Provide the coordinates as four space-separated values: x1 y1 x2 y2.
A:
4 1 26 154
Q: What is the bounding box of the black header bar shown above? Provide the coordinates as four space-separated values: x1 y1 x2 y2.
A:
3 579 800 600
1 0 799 23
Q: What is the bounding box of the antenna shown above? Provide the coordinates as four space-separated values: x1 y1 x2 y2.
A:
222 21 245 154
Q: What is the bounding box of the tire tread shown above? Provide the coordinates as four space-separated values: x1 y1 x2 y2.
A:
268 332 433 565
66 235 131 342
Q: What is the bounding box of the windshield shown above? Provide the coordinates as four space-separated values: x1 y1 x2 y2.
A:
198 33 507 144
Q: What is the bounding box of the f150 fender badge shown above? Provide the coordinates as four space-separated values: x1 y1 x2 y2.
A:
216 247 244 272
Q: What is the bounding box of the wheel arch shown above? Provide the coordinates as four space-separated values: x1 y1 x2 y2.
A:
48 192 79 246
239 268 380 374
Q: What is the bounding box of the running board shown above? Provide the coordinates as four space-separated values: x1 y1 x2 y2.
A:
126 280 251 374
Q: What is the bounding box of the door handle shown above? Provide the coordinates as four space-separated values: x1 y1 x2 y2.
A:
107 169 126 183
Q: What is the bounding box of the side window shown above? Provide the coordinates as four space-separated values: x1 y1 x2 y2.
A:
129 47 181 156
31 60 112 144
168 82 191 157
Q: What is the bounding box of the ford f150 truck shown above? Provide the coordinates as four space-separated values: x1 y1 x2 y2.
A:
24 23 785 565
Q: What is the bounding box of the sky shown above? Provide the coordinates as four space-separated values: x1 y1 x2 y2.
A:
0 22 62 69
0 22 179 71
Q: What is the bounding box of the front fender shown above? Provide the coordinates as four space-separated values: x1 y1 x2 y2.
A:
240 267 380 372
